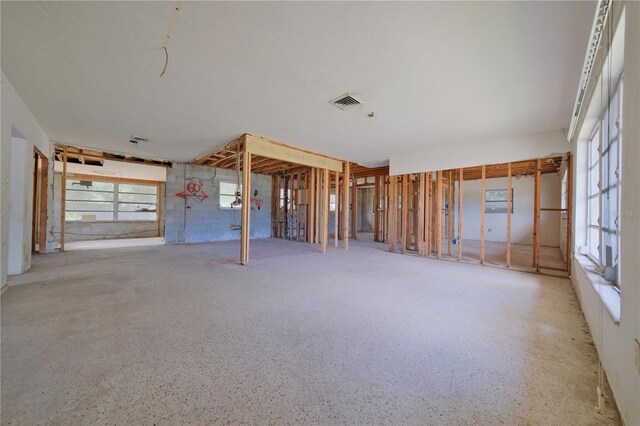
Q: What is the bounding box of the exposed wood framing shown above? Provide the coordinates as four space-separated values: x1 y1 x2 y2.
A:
435 171 443 259
533 158 542 272
55 145 171 167
39 155 49 253
322 169 330 253
195 134 343 175
457 168 463 262
480 165 486 264
417 173 426 256
388 176 397 252
401 174 409 254
343 162 350 249
566 154 573 274
240 149 252 265
351 173 357 239
506 162 512 268
334 171 339 248
447 171 453 256
60 146 68 252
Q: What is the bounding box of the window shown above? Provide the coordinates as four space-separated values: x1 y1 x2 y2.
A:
65 179 157 221
220 181 242 209
485 189 513 213
586 79 622 285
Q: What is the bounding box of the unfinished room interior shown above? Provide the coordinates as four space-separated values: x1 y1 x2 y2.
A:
1 1 638 424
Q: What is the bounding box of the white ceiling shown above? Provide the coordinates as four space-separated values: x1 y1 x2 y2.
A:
1 1 595 166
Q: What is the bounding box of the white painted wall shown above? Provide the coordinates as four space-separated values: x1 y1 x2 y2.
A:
53 159 167 182
389 129 570 176
459 173 562 246
570 4 640 425
1 72 52 290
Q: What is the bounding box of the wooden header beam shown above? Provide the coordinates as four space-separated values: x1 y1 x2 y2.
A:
244 135 343 173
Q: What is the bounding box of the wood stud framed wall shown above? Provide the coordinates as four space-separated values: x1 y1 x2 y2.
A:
353 155 570 277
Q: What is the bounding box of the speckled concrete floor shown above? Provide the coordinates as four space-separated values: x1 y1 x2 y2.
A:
2 238 620 425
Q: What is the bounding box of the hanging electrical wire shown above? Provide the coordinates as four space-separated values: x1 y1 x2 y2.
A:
160 1 182 77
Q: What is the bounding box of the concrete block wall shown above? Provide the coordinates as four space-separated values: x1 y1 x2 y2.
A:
165 163 271 243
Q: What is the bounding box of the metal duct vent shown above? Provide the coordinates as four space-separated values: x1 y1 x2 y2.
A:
330 93 362 110
129 135 150 144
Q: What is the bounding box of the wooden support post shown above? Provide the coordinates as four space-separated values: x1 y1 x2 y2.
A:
296 172 303 241
315 168 321 244
435 171 443 259
417 173 426 256
60 146 68 252
373 176 378 241
343 162 350 249
425 173 431 256
412 176 419 251
39 156 49 252
506 162 512 268
401 174 409 254
566 154 573 273
334 171 339 248
351 174 357 239
309 169 315 243
322 169 330 253
447 171 453 256
388 176 397 252
533 158 541 272
457 168 463 262
480 165 486 264
240 149 252 265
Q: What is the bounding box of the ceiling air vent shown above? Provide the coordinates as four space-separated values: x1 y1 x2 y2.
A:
330 93 362 111
129 135 150 144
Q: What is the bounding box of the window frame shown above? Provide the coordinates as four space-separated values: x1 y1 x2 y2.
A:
65 175 159 223
584 77 623 287
484 189 513 214
219 181 242 210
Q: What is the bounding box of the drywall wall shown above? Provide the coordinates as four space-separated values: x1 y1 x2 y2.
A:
1 72 52 289
459 173 562 246
165 164 271 243
50 174 165 243
570 5 640 425
389 130 570 176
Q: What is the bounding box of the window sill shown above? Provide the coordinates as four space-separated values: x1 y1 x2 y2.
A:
575 255 621 324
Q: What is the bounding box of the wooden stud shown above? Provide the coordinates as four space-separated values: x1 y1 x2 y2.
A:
480 165 486 264
343 162 350 249
322 169 330 253
506 162 512 268
417 173 426 256
351 174 357 239
32 154 39 252
240 149 252 265
60 146 68 252
533 158 541 272
388 176 397 252
315 168 321 244
425 173 431 256
447 171 453 256
566 154 573 274
309 169 315 243
401 174 409 254
334 171 339 248
373 176 377 241
296 172 301 240
435 171 443 259
457 168 463 262
39 155 49 253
